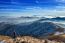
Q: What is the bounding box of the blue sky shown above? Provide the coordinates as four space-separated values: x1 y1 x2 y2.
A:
0 0 65 17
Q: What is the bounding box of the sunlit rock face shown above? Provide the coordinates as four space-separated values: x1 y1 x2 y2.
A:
10 36 61 43
0 36 64 43
15 36 45 43
0 35 13 43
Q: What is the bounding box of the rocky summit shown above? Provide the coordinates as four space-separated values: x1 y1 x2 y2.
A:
0 35 65 43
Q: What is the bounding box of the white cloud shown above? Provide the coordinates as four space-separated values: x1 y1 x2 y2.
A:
0 6 65 17
55 6 65 10
56 0 65 3
55 0 65 6
54 32 64 35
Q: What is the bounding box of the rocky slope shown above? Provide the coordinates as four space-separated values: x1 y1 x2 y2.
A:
0 35 65 43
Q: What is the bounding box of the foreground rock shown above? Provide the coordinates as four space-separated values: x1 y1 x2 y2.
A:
15 36 65 43
0 35 65 43
48 34 65 42
0 35 13 43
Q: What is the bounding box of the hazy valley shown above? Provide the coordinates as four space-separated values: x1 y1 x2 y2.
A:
0 16 65 43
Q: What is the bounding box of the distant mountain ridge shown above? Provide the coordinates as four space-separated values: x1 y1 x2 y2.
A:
0 21 64 38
